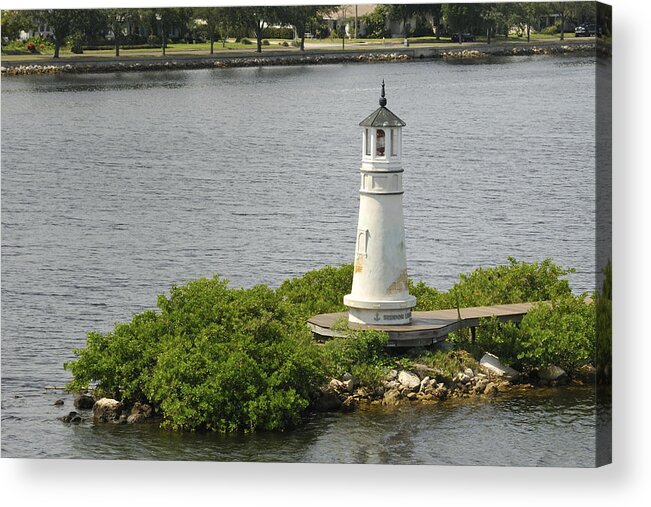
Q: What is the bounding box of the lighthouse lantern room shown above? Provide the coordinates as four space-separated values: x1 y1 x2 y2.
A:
343 82 417 325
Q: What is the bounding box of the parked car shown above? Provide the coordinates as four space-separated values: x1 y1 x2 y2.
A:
575 24 597 37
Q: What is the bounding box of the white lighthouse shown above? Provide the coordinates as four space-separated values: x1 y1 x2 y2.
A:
343 82 416 325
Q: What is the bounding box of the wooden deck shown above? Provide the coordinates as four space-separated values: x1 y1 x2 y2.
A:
307 302 537 347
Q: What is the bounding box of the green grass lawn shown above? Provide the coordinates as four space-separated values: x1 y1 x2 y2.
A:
1 33 594 62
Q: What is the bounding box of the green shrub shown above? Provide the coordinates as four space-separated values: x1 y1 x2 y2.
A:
409 280 448 311
277 264 353 321
290 40 300 47
66 276 325 432
241 38 252 45
321 330 388 379
519 296 595 374
264 27 294 39
447 257 574 308
541 25 559 35
262 39 270 45
280 41 289 47
472 295 595 375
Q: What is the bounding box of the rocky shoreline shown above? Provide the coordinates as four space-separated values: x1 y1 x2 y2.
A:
313 352 594 413
2 40 605 77
59 351 596 427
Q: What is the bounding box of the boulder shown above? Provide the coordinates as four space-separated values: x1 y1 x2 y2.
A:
74 393 95 410
484 382 499 396
464 368 475 378
382 389 403 406
342 379 355 393
398 370 421 390
328 378 344 392
314 393 342 412
418 376 431 392
93 398 122 423
479 353 520 380
538 365 567 382
53 399 64 406
386 369 398 382
126 402 153 423
341 396 357 412
62 411 82 424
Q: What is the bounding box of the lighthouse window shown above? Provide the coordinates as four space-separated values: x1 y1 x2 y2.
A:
391 130 397 156
365 129 370 156
376 130 386 157
356 229 368 256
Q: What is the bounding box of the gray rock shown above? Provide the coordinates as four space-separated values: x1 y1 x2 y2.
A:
74 393 95 410
433 386 448 400
386 369 398 381
93 398 122 423
341 372 353 382
342 379 355 393
398 370 421 390
62 411 81 423
464 367 475 378
538 365 567 382
479 353 520 380
419 376 431 392
53 399 64 406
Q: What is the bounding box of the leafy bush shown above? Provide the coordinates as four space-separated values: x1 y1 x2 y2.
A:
290 40 300 47
264 27 294 39
472 295 595 375
277 264 353 321
541 25 559 35
66 276 325 432
68 32 85 54
262 39 270 45
447 257 574 308
241 38 252 45
519 296 595 373
321 329 388 379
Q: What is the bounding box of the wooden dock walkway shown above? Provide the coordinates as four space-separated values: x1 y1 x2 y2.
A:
307 302 538 347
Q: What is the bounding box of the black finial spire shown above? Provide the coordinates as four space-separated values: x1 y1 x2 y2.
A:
379 80 387 107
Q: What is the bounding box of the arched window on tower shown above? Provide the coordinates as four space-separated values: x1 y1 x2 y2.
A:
376 129 385 157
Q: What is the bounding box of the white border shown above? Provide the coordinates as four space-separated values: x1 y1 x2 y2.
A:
2 0 650 505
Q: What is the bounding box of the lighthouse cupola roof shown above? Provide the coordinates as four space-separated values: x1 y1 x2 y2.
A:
359 80 406 128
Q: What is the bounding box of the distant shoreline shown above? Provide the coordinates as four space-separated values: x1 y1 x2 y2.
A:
1 39 605 76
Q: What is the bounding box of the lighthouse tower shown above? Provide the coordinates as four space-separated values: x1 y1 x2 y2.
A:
343 82 416 325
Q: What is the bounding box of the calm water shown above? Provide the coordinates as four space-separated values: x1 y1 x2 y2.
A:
2 55 604 464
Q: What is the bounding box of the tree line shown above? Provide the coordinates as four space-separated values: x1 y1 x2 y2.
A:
1 3 604 58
